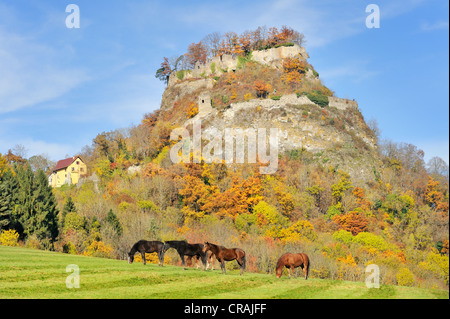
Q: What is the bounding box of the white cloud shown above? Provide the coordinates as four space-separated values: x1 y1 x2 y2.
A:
0 28 89 114
319 60 381 84
0 137 74 161
420 20 449 32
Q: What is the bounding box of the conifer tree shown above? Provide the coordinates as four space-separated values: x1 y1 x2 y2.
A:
33 170 59 246
61 196 77 229
14 164 59 247
106 209 122 236
0 170 17 230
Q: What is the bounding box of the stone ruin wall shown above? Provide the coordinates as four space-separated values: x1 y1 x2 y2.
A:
165 44 358 115
167 44 309 87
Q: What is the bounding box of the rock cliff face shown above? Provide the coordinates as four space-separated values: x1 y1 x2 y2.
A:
159 45 380 185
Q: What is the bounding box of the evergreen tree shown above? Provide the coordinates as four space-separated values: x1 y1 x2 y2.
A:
14 163 35 240
14 164 59 247
0 170 17 230
61 196 77 229
106 209 122 236
32 170 59 247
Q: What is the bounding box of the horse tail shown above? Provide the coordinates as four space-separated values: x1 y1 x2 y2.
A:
304 254 310 279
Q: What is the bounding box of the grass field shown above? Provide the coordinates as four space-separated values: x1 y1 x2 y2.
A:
0 246 448 299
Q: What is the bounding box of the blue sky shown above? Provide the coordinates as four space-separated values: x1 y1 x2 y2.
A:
0 0 448 164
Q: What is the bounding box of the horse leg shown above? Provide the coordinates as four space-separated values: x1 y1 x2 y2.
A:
237 255 245 276
207 254 214 270
303 262 309 280
291 266 297 278
158 250 164 266
200 254 207 270
181 254 187 269
220 261 226 274
141 252 146 265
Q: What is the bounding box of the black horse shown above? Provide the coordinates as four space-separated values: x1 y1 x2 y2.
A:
128 240 165 266
164 240 207 269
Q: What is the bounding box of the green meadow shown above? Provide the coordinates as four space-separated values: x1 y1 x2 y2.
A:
0 246 447 299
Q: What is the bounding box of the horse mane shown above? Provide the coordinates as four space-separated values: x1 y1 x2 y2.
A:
276 253 287 269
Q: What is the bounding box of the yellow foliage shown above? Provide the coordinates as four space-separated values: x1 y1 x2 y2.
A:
187 102 199 118
0 229 19 247
419 251 449 285
244 93 253 101
396 267 415 287
134 252 173 265
337 253 357 268
83 240 113 258
278 219 317 243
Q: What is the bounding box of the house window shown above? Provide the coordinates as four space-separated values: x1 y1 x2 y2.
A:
76 161 79 165
202 100 205 103
71 167 75 172
80 168 84 172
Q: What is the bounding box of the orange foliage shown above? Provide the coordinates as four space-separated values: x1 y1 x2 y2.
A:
187 102 199 118
253 80 272 98
352 187 372 212
425 177 448 212
333 211 369 235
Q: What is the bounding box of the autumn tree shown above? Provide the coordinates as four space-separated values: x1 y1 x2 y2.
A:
202 32 222 58
186 41 207 68
155 57 172 84
333 211 369 235
254 80 272 98
425 177 448 212
281 57 306 86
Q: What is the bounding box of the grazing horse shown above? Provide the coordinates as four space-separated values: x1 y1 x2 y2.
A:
275 253 310 279
203 242 246 275
164 240 207 269
127 240 165 266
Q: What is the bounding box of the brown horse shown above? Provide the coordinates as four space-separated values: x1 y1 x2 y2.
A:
275 253 310 279
203 242 246 275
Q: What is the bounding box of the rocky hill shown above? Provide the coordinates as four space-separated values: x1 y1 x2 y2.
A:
158 44 380 185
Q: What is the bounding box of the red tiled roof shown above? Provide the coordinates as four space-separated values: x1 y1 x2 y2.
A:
53 156 82 172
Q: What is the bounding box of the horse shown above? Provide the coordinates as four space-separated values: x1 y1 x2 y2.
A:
275 253 310 279
186 250 216 270
127 240 166 266
164 240 207 269
203 242 246 275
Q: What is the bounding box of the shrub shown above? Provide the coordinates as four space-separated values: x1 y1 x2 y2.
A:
333 230 354 245
353 232 393 252
0 229 19 246
396 267 415 287
63 241 78 254
304 91 329 108
83 240 113 258
271 95 281 100
327 204 342 219
176 70 185 80
253 80 272 98
137 200 160 213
